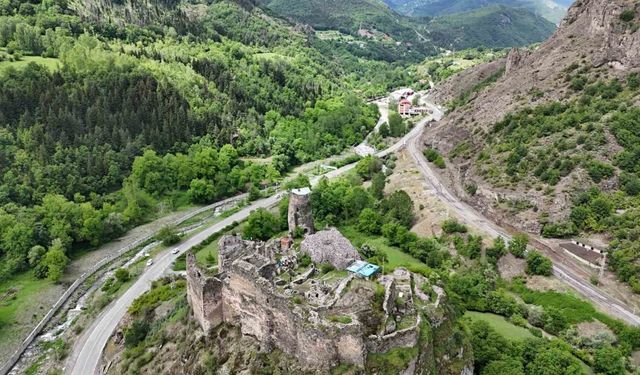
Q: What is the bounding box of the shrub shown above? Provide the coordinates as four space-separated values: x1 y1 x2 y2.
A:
541 221 578 238
586 160 615 183
620 9 635 22
628 73 640 90
114 268 130 283
328 315 352 324
125 320 150 348
298 253 312 268
465 183 478 196
442 219 468 234
319 263 334 274
543 307 569 335
508 234 528 258
526 251 553 276
157 225 181 246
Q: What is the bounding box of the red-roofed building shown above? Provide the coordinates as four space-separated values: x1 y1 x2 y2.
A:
398 98 412 117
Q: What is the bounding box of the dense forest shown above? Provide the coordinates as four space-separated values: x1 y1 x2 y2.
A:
0 0 382 281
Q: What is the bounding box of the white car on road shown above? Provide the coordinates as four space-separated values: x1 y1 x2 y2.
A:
146 259 153 267
171 248 179 255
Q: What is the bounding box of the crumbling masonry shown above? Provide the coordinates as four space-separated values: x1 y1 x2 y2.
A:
288 187 314 235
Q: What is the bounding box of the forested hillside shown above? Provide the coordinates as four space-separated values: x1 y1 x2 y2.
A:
0 0 381 282
259 0 439 61
384 0 568 24
426 5 557 50
260 0 558 55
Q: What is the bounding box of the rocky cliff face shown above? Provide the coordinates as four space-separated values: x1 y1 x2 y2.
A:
425 0 640 231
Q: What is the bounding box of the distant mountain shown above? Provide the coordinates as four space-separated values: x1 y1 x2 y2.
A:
259 0 559 58
384 0 568 24
258 0 439 59
427 5 557 50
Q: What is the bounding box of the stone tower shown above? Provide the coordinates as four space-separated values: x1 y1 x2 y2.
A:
288 187 314 236
186 252 223 332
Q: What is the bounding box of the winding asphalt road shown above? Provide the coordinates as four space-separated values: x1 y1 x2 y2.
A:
66 101 433 375
67 95 640 374
409 98 640 326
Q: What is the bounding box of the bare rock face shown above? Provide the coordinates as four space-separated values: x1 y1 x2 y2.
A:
505 47 531 75
425 0 640 237
300 228 361 269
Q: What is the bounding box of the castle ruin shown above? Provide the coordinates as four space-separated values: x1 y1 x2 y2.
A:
185 191 459 372
288 187 314 235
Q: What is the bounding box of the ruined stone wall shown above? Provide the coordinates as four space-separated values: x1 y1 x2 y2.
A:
223 265 366 368
366 325 420 354
186 253 223 332
187 248 367 369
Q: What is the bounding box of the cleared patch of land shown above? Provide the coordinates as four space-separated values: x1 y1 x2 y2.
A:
463 311 533 341
0 55 60 72
339 226 421 270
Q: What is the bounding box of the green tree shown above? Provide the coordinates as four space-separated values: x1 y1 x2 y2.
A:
593 346 625 375
379 122 390 138
125 320 150 348
157 225 181 246
114 268 130 283
543 307 568 335
469 320 511 372
28 245 46 267
43 239 68 282
243 208 279 241
526 344 582 375
526 251 553 276
370 172 386 200
356 156 382 180
380 190 414 228
388 112 406 137
357 208 383 235
188 178 215 204
482 359 524 375
509 233 529 258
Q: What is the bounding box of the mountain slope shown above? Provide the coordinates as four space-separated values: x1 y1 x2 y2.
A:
384 0 568 24
426 5 557 50
258 0 439 59
426 0 640 287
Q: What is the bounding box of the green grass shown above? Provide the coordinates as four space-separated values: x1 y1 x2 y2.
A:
464 311 533 341
367 347 419 374
328 315 353 324
0 55 60 73
339 226 422 270
0 272 54 328
509 281 616 327
0 272 59 359
195 240 219 266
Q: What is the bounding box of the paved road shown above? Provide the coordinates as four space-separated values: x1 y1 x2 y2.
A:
67 105 433 375
408 98 640 326
68 94 640 374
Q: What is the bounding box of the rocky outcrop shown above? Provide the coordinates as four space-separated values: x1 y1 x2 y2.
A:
300 228 361 269
505 47 531 74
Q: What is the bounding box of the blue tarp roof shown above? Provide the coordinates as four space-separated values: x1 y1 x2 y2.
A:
346 260 380 278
